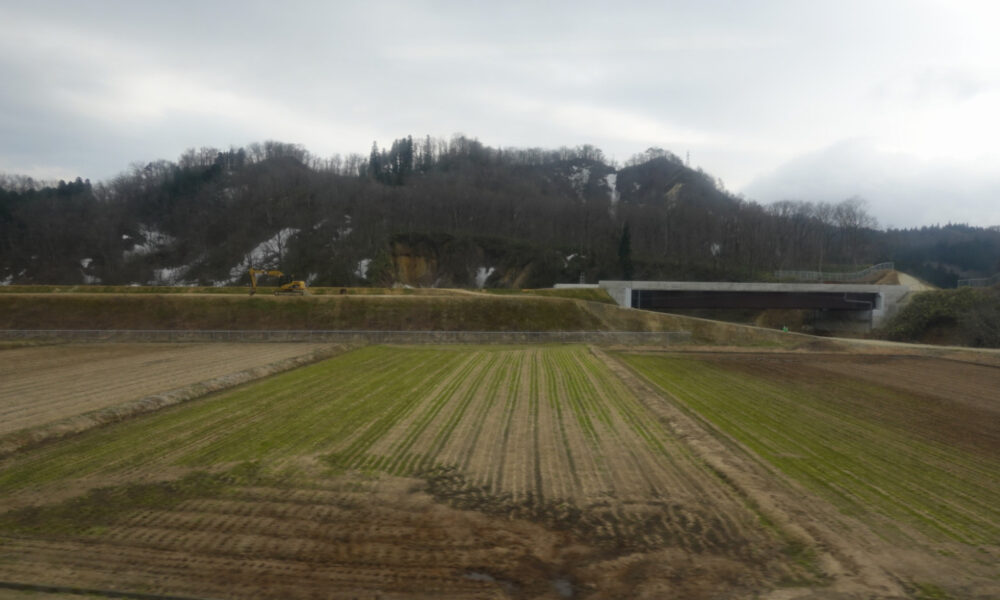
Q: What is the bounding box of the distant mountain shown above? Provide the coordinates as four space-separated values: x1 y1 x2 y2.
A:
1 136 998 288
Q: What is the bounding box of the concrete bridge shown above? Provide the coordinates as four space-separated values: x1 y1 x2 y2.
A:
566 281 912 330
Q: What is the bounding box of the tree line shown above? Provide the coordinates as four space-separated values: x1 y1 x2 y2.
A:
1 135 998 288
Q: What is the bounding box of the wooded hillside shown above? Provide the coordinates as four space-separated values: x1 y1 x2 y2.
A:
2 136 997 288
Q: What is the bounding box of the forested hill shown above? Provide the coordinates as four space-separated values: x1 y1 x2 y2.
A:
1 136 998 288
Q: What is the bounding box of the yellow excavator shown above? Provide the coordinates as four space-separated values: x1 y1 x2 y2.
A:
248 268 307 296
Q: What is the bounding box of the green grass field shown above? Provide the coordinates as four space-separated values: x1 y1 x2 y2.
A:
620 352 1000 546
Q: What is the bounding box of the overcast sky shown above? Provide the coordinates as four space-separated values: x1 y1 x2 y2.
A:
2 0 998 228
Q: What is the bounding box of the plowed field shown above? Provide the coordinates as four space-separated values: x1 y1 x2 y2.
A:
0 345 807 599
0 343 335 436
2 345 998 599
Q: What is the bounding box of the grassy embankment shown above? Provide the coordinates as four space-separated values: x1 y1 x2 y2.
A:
0 290 820 346
0 284 615 301
621 353 1000 546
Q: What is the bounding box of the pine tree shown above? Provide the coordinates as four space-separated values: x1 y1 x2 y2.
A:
618 222 634 280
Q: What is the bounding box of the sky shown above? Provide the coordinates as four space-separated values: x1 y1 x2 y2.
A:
1 0 998 228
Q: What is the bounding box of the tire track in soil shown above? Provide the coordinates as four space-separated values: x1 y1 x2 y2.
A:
2 472 592 599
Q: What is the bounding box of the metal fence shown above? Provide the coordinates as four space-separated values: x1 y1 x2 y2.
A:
0 329 691 345
957 274 1000 288
774 262 894 282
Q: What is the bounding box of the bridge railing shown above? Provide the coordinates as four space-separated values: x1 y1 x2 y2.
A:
957 274 1000 288
774 262 894 282
0 329 691 345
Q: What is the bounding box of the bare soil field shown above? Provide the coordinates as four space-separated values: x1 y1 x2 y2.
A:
0 343 338 444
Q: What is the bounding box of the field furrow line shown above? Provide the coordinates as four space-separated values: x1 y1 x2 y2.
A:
450 352 509 474
532 350 572 500
359 350 485 465
380 351 487 474
328 350 472 470
506 349 536 500
571 349 678 499
466 353 519 491
493 350 525 496
589 349 764 542
544 349 607 501
0 537 501 598
415 352 510 472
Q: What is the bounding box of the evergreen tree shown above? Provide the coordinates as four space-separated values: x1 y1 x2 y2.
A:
368 141 382 182
618 222 634 279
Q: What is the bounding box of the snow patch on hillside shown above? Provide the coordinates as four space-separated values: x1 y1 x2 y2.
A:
567 166 590 197
124 226 176 260
1 274 13 286
338 215 353 238
605 174 619 204
475 266 495 288
355 258 372 279
225 228 300 283
151 266 191 285
79 258 101 284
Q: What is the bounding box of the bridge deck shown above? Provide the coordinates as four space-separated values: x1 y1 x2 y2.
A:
632 290 879 310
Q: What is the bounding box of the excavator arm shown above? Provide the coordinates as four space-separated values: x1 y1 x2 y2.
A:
248 269 285 296
248 269 306 296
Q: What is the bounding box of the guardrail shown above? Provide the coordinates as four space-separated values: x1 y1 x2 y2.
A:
0 329 692 345
957 274 1000 288
774 262 894 282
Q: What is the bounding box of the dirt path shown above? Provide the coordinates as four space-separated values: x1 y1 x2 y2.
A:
896 272 935 292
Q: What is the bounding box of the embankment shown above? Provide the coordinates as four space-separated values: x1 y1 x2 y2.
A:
1 292 820 347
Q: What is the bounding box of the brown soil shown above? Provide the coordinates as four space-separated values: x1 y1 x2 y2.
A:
0 343 343 454
0 469 787 600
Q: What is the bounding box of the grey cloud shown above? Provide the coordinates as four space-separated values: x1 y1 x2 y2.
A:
741 139 1000 228
1 0 998 226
